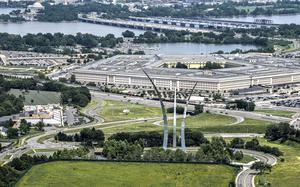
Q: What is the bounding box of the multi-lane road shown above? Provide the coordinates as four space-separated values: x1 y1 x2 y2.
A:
235 149 277 187
91 91 292 123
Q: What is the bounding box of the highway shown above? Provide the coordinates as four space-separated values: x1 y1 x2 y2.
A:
235 149 277 187
0 90 275 164
91 91 291 123
78 14 210 33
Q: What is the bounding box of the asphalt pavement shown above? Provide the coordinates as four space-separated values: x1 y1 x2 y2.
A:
235 149 277 187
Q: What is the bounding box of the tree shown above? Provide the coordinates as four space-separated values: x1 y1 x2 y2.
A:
102 140 143 160
264 123 296 142
230 138 245 148
59 77 67 83
233 150 243 161
175 62 188 69
35 122 45 131
245 138 260 150
193 104 203 115
122 30 135 38
7 128 18 139
9 158 28 171
70 74 76 83
19 119 30 135
235 100 255 111
167 106 184 114
251 161 272 174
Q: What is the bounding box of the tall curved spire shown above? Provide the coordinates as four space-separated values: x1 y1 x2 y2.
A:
142 69 168 150
181 82 197 151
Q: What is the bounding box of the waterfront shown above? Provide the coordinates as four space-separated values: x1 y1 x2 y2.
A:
0 8 24 14
218 14 300 25
145 43 259 55
0 7 297 55
0 21 259 54
0 21 145 37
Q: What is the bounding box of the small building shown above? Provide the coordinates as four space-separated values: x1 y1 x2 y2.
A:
27 2 44 14
18 104 64 127
0 126 7 137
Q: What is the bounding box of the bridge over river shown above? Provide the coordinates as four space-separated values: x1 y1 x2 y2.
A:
78 14 280 33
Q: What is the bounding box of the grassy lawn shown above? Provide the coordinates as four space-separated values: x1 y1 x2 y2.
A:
255 109 295 118
235 155 256 164
99 100 162 122
16 161 237 187
3 154 11 160
184 113 236 128
9 89 61 105
199 118 273 134
79 100 98 114
103 115 272 135
103 113 235 135
255 140 300 187
26 149 58 155
103 121 162 135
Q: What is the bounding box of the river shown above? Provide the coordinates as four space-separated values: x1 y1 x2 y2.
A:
0 8 24 14
145 43 259 55
0 21 145 36
0 7 276 55
217 14 300 25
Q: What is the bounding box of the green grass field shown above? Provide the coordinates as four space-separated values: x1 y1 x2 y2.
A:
255 109 295 118
80 100 98 114
9 89 61 105
199 118 273 134
16 161 237 187
103 115 272 135
99 100 162 122
255 140 300 187
102 113 235 135
235 155 256 164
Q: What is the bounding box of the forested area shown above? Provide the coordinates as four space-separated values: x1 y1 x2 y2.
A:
55 128 105 146
108 129 209 147
265 123 300 143
140 1 300 18
0 32 123 53
0 148 88 187
133 30 272 51
0 89 23 117
0 14 24 22
35 1 300 22
0 77 91 107
235 24 300 39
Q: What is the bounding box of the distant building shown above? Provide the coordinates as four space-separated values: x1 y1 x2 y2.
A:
27 2 44 14
0 127 7 137
18 104 64 127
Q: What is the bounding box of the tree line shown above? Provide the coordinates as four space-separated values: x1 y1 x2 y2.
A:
265 123 300 143
0 147 88 186
0 32 123 53
55 128 105 146
133 30 270 50
108 129 209 147
136 1 300 18
230 137 283 157
0 77 91 108
103 137 242 165
0 88 24 117
33 1 300 22
226 100 256 111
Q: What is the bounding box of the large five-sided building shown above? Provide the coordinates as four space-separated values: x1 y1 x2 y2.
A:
74 54 300 93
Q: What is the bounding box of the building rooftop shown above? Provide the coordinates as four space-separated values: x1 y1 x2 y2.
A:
77 54 300 81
